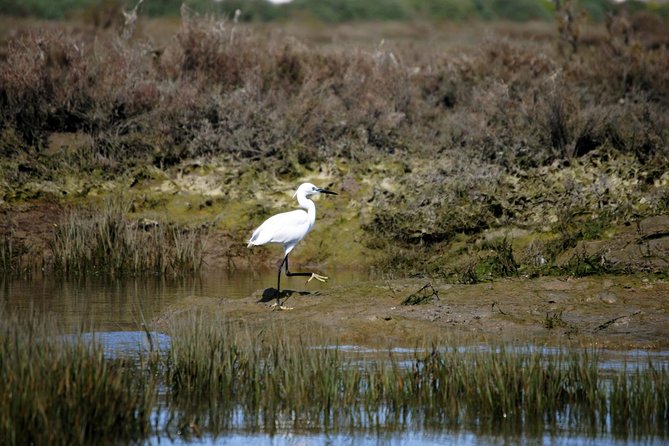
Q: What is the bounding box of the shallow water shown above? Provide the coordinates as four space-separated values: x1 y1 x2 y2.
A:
2 272 668 445
322 344 669 373
0 270 361 330
60 330 667 446
63 331 172 361
146 431 667 446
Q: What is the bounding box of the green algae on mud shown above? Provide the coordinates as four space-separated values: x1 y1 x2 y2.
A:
2 157 669 280
2 16 669 278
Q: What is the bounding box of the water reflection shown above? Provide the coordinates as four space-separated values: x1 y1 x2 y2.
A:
145 431 666 446
318 344 669 373
3 272 668 446
0 270 364 330
68 331 172 361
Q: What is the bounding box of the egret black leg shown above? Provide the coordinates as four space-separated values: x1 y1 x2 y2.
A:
284 256 313 279
285 257 329 285
277 255 288 305
271 256 328 311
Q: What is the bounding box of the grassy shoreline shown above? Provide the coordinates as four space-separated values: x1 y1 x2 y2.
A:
1 13 668 444
2 309 668 444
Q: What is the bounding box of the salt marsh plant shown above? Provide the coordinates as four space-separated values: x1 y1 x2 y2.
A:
610 366 669 438
0 309 156 446
165 312 669 438
1 11 668 276
1 307 667 443
0 231 29 276
49 198 208 276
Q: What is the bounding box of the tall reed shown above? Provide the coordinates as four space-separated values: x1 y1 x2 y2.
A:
610 364 669 438
2 307 666 442
0 231 30 276
165 313 669 439
0 308 156 445
49 198 208 276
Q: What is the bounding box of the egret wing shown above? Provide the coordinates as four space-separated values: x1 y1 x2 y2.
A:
248 210 311 247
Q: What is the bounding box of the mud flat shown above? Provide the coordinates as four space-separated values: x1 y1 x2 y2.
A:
154 275 669 350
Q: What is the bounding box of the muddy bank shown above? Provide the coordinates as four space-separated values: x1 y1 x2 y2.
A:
154 275 669 350
3 199 668 352
3 200 668 350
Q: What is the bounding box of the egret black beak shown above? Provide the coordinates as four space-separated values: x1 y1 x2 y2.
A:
318 188 337 195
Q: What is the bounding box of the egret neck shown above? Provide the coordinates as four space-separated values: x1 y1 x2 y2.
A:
296 190 317 234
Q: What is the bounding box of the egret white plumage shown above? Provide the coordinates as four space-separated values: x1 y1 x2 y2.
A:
247 182 337 309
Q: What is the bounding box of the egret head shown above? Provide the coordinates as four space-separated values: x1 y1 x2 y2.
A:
294 182 337 198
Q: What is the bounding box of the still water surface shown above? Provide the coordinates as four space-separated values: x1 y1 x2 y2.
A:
2 272 667 445
1 270 361 330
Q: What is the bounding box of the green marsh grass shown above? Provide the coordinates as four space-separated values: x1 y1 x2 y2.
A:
610 365 669 438
166 312 669 438
1 306 667 443
0 231 27 276
49 198 208 276
0 308 156 445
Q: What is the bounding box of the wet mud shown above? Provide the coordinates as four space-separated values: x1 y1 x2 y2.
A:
154 275 669 350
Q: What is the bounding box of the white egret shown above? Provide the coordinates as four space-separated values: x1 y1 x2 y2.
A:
247 182 337 309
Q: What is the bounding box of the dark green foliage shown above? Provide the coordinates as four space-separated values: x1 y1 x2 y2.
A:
456 259 482 284
3 0 666 23
564 246 622 277
479 237 519 278
291 0 410 22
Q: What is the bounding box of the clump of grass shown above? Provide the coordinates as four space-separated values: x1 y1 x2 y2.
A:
0 308 156 445
448 238 518 284
0 230 29 276
563 246 622 277
478 236 519 278
2 307 666 442
610 366 669 438
49 197 208 276
545 311 567 329
401 283 439 305
165 312 669 438
455 258 481 284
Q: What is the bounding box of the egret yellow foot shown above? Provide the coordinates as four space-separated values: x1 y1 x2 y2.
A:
306 273 329 284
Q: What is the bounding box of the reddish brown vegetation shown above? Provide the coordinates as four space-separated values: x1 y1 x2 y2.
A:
0 13 668 276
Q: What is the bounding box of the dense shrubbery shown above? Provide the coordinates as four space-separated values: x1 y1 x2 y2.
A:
0 7 668 275
2 8 666 166
0 12 415 165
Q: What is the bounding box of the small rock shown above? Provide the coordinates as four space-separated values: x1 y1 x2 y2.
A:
598 292 618 304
